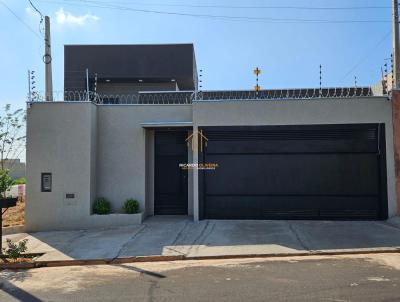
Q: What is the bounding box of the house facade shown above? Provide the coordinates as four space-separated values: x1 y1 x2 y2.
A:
1 159 26 180
25 44 397 231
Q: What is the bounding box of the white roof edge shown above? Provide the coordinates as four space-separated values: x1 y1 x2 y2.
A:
141 121 193 128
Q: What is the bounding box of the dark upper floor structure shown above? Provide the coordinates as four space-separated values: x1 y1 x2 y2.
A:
64 44 198 96
62 43 383 104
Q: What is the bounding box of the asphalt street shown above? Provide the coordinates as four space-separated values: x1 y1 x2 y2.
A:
0 254 399 302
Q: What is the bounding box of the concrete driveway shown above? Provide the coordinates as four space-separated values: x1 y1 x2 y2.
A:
3 216 400 262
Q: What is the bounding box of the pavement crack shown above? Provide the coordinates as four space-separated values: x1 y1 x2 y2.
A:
376 221 400 231
170 220 190 246
62 230 88 255
146 278 159 302
288 222 310 251
187 221 216 256
163 246 186 256
113 224 147 260
192 221 210 246
198 221 216 245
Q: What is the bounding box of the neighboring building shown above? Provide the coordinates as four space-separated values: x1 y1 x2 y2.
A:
26 44 397 231
372 72 393 96
1 159 26 180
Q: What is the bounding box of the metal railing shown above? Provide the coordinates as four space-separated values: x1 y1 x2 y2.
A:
29 86 385 104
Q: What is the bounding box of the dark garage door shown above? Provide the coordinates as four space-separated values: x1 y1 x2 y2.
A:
199 124 388 220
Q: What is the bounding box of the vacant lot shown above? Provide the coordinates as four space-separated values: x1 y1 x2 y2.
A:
3 198 24 227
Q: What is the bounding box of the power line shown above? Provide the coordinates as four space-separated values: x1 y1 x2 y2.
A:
340 30 392 83
0 0 42 39
64 0 392 10
38 0 392 24
28 0 43 19
28 0 45 36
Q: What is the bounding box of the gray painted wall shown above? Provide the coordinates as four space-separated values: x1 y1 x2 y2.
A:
26 102 192 231
26 97 397 231
95 105 192 213
26 102 96 231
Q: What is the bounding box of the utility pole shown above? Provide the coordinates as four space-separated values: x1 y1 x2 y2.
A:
44 16 53 101
393 0 400 89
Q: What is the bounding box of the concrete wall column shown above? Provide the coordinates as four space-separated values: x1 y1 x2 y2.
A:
145 129 155 217
187 129 194 216
192 126 199 221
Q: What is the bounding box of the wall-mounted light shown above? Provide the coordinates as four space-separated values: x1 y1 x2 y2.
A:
171 79 176 82
138 79 143 82
105 79 111 82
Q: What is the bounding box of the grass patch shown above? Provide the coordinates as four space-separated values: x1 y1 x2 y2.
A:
3 197 24 227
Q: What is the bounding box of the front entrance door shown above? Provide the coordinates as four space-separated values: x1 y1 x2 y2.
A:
154 130 188 215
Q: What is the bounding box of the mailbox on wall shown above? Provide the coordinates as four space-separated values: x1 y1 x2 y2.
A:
41 173 52 192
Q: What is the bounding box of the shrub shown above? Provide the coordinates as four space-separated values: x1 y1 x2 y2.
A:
123 199 139 214
3 238 28 261
13 177 26 185
0 169 14 198
93 197 111 215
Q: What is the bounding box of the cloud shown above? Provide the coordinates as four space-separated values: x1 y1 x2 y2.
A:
25 6 40 18
55 8 99 26
25 7 34 15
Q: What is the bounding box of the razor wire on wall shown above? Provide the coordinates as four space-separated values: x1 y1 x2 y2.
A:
28 86 384 104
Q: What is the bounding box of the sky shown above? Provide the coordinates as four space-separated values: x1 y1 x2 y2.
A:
0 0 394 110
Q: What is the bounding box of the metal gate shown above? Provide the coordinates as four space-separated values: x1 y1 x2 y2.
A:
199 124 388 220
154 130 188 215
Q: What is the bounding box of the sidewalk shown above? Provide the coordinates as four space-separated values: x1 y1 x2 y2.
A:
3 216 400 263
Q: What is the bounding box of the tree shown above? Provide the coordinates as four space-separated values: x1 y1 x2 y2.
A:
0 104 26 171
0 105 25 254
0 169 14 198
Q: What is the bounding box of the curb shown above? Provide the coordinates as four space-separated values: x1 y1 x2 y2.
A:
2 225 25 235
185 248 400 260
0 255 186 270
1 248 400 270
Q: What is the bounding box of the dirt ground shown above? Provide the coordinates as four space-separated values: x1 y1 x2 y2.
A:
2 198 24 227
